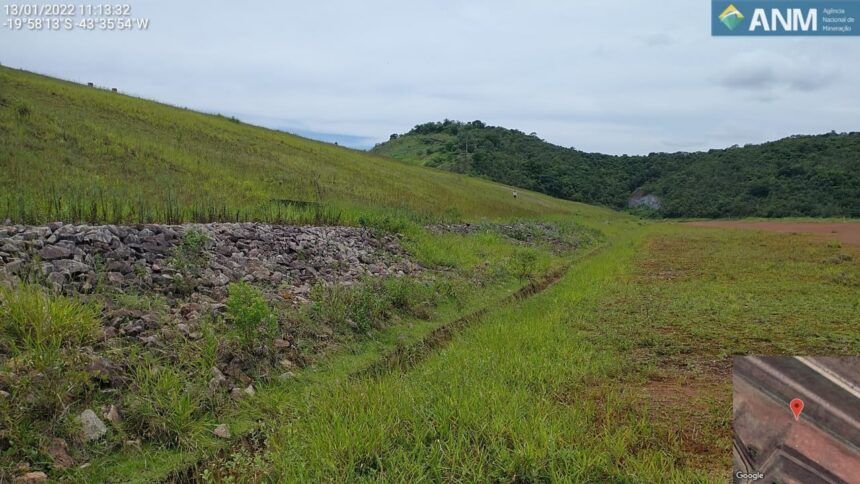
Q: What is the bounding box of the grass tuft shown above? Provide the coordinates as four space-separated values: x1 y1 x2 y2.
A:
0 283 100 356
123 361 207 449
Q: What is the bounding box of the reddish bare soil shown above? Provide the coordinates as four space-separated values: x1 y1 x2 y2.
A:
685 221 860 246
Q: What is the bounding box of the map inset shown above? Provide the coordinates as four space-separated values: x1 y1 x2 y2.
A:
733 356 860 483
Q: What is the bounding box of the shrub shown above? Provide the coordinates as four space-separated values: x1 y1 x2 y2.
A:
16 102 31 118
347 284 391 332
306 281 390 333
197 318 220 373
382 277 444 319
226 282 278 348
509 248 540 283
830 269 859 288
114 292 168 312
305 277 450 334
174 228 209 269
306 283 352 329
200 444 270 483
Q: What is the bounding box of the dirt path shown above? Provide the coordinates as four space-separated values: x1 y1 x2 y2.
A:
685 221 860 246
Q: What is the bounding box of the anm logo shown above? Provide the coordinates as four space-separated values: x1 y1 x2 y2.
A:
719 4 745 30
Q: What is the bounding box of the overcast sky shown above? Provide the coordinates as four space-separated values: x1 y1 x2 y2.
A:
2 0 858 154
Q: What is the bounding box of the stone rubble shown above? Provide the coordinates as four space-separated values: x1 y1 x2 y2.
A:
47 438 74 470
13 471 47 484
0 223 421 299
102 404 121 424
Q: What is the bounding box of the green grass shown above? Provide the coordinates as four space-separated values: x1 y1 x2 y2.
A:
0 284 100 356
253 227 670 482
0 66 618 226
40 220 595 482
372 132 456 166
595 228 860 361
123 360 210 449
70 273 540 482
577 226 859 474
180 224 857 483
4 65 854 483
0 285 102 467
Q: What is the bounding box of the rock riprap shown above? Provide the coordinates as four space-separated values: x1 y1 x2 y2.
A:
0 223 419 299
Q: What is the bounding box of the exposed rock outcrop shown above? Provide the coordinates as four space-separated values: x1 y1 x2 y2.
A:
627 189 661 210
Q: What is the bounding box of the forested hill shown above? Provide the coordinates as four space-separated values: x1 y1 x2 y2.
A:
371 120 860 218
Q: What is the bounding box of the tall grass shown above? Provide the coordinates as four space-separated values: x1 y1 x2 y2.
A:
0 284 102 469
260 228 679 482
123 361 208 448
0 284 100 358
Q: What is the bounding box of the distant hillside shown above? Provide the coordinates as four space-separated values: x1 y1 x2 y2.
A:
0 68 614 225
372 120 860 218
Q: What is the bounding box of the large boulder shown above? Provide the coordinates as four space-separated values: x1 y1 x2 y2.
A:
52 259 90 275
77 409 107 441
38 245 73 260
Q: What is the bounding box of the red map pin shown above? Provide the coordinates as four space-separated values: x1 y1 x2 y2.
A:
790 398 804 421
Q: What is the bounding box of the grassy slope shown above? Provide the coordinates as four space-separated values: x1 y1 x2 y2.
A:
228 224 857 482
0 67 616 225
372 132 456 167
0 66 638 481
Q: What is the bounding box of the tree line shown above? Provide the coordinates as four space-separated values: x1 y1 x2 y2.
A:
372 120 860 218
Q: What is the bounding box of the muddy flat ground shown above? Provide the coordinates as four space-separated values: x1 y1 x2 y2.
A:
685 221 860 246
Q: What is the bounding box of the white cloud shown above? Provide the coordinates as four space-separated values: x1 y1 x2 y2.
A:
719 50 839 93
1 0 857 154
